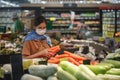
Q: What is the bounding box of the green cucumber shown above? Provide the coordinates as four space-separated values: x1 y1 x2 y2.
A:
57 67 77 80
59 61 91 80
47 75 58 80
28 64 57 77
106 68 120 75
102 60 120 68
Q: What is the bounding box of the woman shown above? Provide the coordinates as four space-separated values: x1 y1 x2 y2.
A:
76 20 91 39
22 16 53 59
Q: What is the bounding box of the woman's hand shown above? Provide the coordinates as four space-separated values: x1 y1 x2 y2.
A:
39 49 54 58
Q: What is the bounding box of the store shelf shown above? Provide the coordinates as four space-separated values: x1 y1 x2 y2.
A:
42 7 100 39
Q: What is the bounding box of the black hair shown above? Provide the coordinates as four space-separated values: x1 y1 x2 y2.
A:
34 16 47 26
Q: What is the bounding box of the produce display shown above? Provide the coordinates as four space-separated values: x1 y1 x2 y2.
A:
0 38 120 80
20 41 120 80
0 34 24 55
20 58 120 80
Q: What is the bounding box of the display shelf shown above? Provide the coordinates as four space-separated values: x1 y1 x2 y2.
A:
42 7 100 39
0 7 40 33
0 9 22 31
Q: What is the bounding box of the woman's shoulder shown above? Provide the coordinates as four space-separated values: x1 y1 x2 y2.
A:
24 30 36 41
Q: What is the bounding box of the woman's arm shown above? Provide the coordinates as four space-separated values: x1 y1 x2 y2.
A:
23 49 53 59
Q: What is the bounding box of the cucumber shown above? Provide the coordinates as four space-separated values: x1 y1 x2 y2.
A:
78 64 96 77
59 61 91 80
28 64 57 77
97 74 120 80
21 74 43 80
102 60 120 68
57 67 77 80
86 65 107 75
47 75 58 80
106 68 120 75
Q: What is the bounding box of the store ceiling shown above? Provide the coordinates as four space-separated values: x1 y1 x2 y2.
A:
0 0 120 7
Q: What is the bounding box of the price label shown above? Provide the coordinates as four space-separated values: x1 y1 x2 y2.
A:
98 37 105 42
50 17 56 21
114 37 120 42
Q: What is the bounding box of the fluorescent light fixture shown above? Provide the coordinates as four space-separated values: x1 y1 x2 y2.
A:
41 1 46 4
1 0 19 7
60 1 63 4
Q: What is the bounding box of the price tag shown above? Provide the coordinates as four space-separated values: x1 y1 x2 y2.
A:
98 37 105 42
105 32 114 38
50 17 56 21
114 37 120 42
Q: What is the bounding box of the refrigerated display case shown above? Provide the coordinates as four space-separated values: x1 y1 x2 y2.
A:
100 6 120 38
102 9 115 38
116 9 120 32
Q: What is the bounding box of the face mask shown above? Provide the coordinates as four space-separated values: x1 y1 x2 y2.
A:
36 28 46 35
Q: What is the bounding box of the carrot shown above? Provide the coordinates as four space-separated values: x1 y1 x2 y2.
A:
68 57 79 66
49 45 60 51
90 60 99 65
52 47 61 53
78 60 83 64
70 54 86 60
48 45 61 55
55 54 69 58
64 51 86 60
49 57 57 60
64 51 72 55
47 58 60 64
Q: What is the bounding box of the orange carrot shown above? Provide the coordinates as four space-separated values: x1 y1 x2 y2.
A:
49 45 60 51
64 51 86 60
68 57 79 66
55 54 69 58
70 54 86 60
64 51 72 55
90 60 99 65
48 58 60 64
78 60 83 64
48 45 61 55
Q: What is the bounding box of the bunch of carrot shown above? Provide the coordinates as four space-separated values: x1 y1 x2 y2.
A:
48 45 61 56
48 51 87 66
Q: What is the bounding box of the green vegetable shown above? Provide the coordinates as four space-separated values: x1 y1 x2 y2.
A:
102 60 120 68
78 65 102 80
97 74 120 80
47 75 58 80
78 64 96 77
0 68 5 78
106 68 120 75
28 64 57 78
86 65 107 75
59 61 91 80
57 67 77 80
97 63 114 70
21 74 43 80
